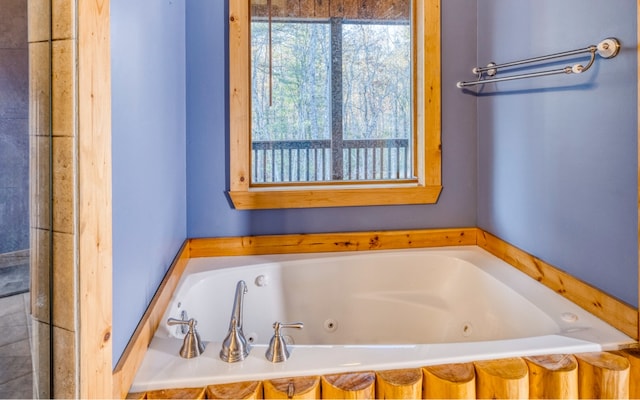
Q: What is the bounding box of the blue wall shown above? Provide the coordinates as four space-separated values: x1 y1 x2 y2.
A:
185 0 478 238
110 0 638 363
111 0 187 362
476 0 638 307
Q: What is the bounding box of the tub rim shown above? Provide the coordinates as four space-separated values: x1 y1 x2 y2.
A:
132 244 636 392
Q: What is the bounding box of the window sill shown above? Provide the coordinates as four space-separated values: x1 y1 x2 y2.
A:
228 185 442 209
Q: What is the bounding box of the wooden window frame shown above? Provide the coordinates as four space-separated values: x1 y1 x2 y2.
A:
228 0 441 209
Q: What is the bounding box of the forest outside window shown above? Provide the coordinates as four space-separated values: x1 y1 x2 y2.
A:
229 0 441 209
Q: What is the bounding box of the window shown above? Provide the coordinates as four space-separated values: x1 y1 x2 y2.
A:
229 0 441 209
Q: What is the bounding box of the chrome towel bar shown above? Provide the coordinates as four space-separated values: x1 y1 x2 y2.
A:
457 37 620 88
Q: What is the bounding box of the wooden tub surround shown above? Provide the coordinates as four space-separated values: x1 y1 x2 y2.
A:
127 350 640 399
113 228 640 398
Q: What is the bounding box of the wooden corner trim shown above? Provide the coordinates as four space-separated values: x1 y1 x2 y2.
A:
189 228 477 257
112 240 191 399
477 229 639 340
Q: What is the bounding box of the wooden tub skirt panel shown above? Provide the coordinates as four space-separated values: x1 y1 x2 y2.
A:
422 363 475 399
575 352 630 399
263 376 321 399
321 372 376 399
524 354 578 399
128 351 638 399
473 357 529 399
376 369 423 399
612 348 640 399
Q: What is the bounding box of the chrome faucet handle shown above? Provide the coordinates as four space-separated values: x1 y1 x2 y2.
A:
167 318 206 359
265 321 304 363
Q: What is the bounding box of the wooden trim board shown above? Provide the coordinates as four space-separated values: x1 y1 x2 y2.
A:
477 230 638 340
189 228 477 257
112 242 190 399
77 0 113 397
113 228 639 396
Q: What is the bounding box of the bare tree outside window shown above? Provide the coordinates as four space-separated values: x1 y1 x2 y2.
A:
250 1 412 184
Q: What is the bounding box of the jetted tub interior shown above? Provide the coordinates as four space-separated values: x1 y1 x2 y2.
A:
131 246 635 392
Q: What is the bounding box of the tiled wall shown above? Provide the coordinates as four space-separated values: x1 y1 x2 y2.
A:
0 0 29 254
28 0 78 398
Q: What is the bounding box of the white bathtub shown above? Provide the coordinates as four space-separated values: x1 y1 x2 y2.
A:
131 246 634 392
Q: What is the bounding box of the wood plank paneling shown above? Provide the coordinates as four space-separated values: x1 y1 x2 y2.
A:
330 0 344 18
250 0 409 19
372 0 410 19
315 0 329 17
299 0 314 18
357 0 374 19
342 0 358 18
286 0 300 17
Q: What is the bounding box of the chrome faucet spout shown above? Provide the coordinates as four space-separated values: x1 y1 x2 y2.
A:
220 280 250 362
230 280 247 332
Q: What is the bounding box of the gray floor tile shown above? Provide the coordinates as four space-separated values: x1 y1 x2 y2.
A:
0 309 26 328
0 294 25 317
0 263 29 298
0 338 30 358
0 355 31 385
0 372 33 400
0 324 29 350
0 293 32 398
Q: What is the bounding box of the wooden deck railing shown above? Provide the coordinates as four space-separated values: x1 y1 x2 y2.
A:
252 139 411 183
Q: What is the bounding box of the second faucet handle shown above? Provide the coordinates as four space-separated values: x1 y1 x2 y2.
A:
265 321 304 363
167 318 206 359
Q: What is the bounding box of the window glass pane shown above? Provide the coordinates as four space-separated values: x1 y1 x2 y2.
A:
251 22 331 142
342 23 411 141
250 6 412 183
341 22 412 180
